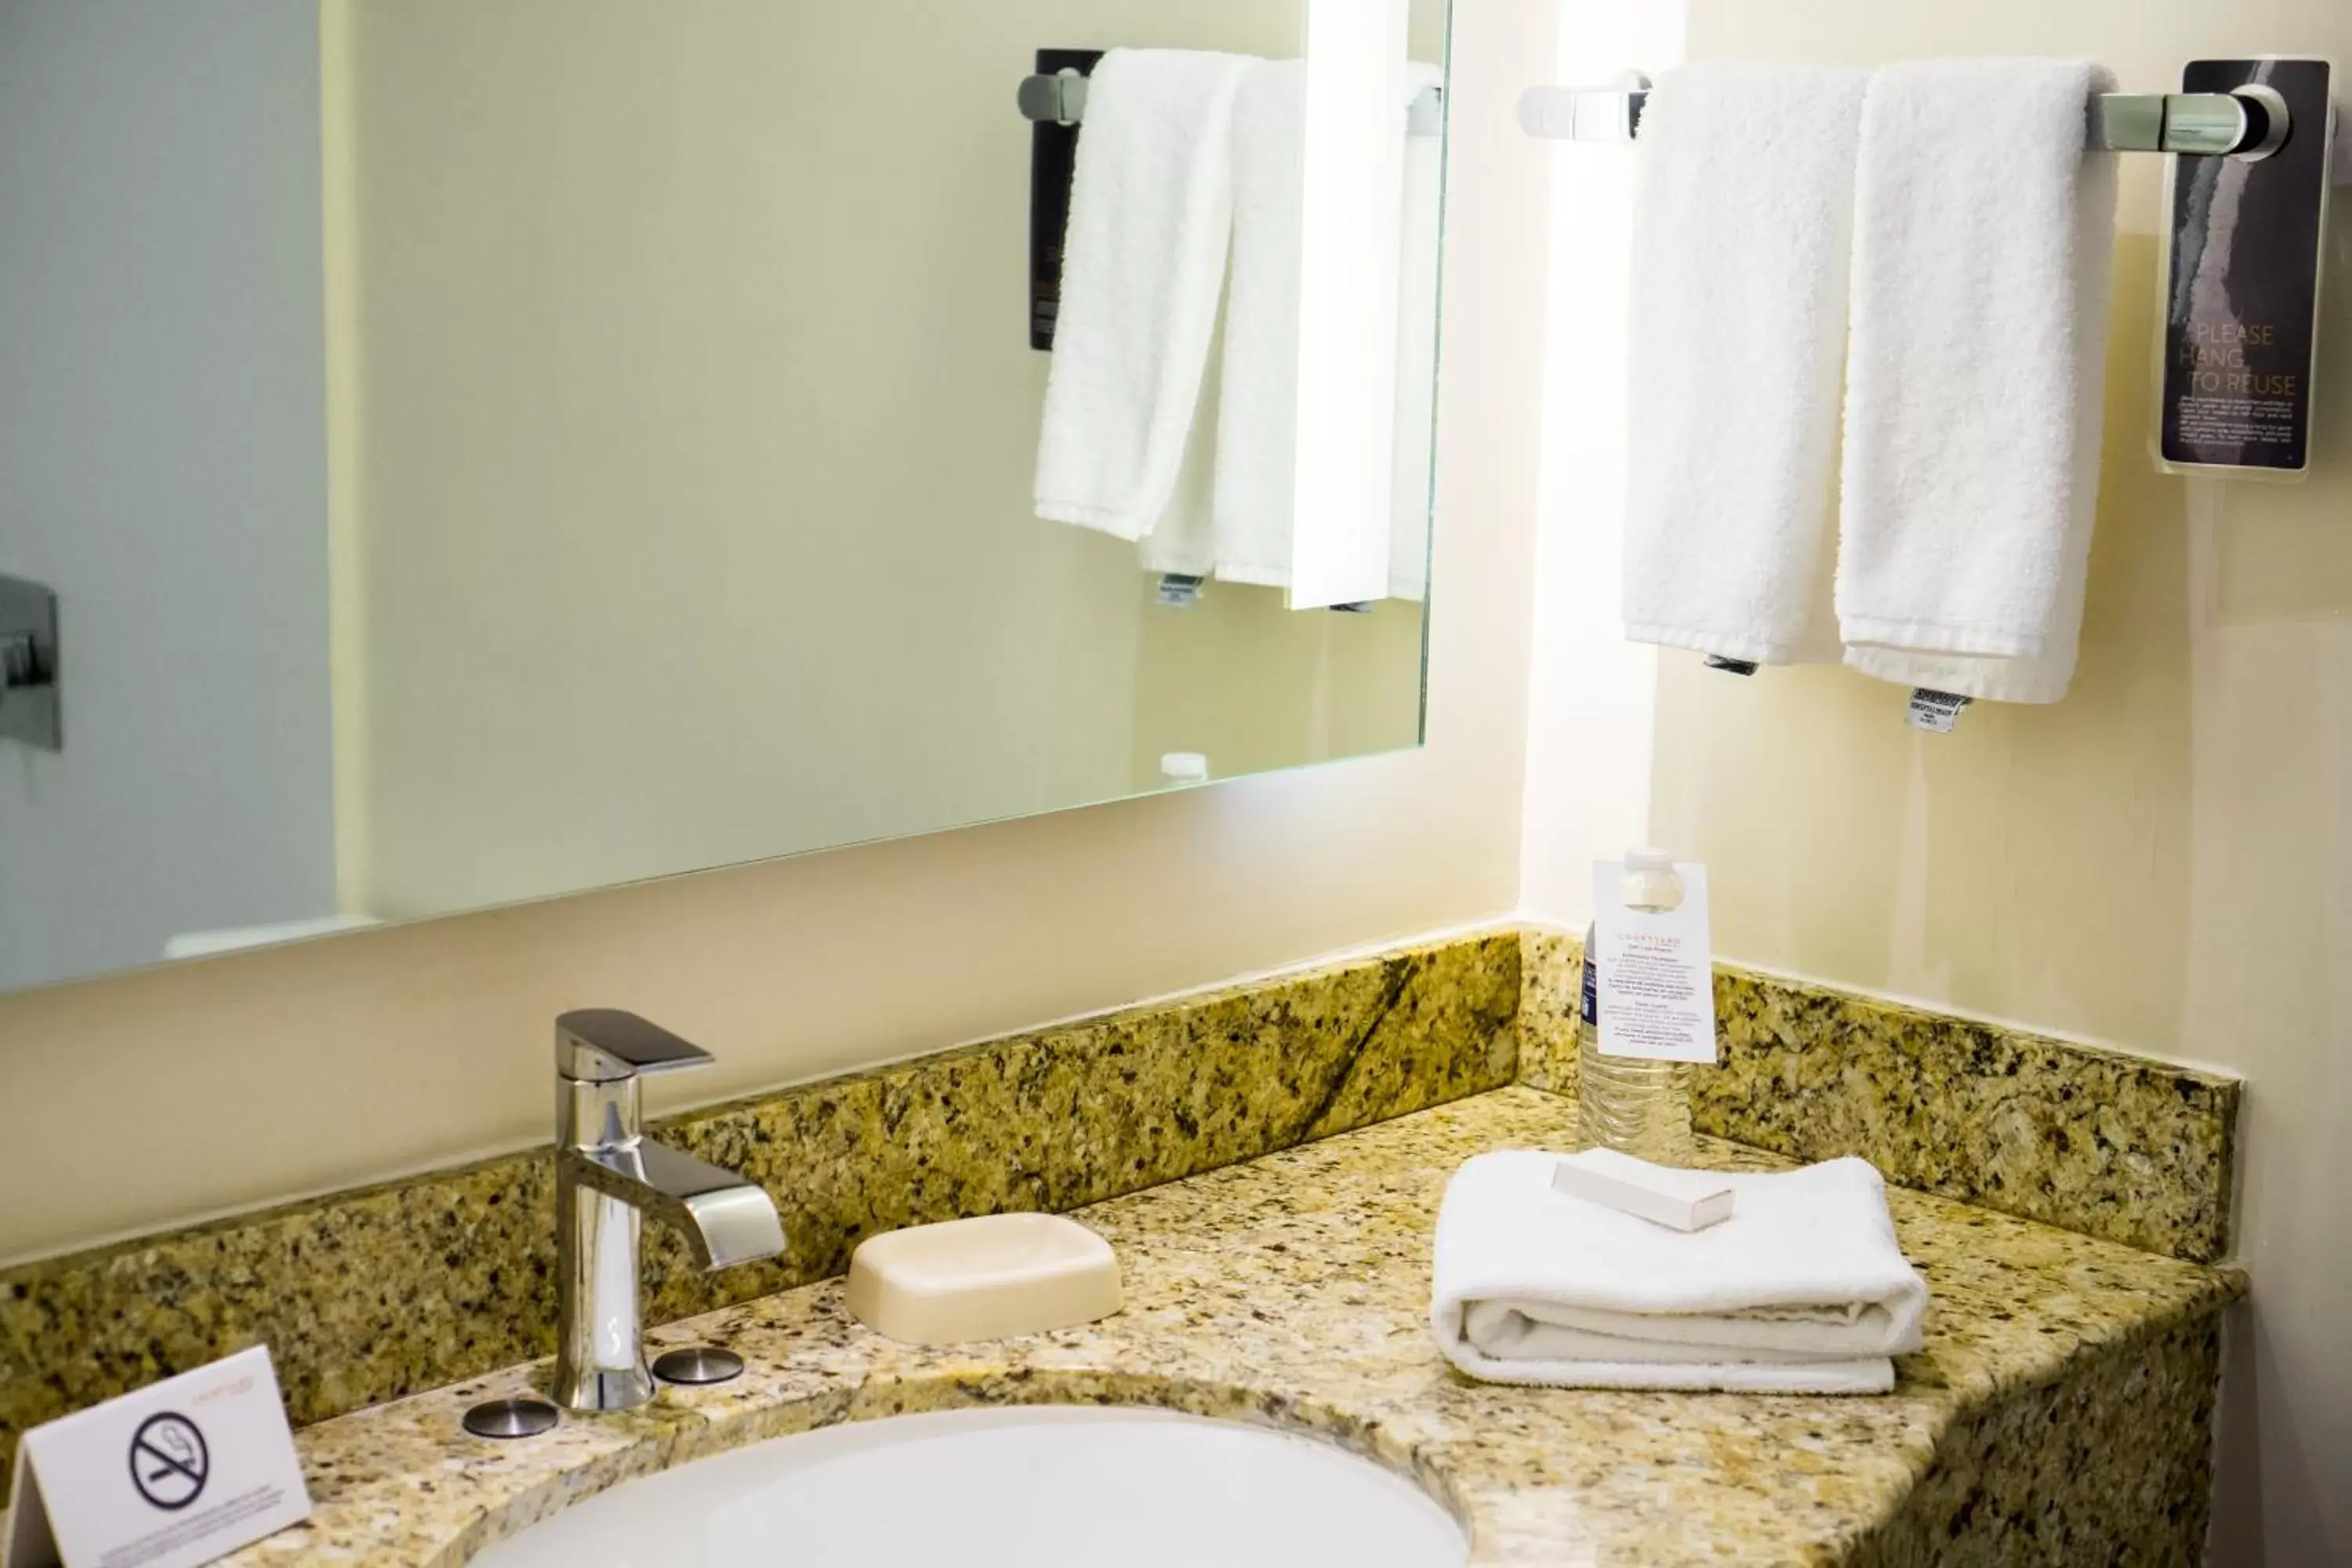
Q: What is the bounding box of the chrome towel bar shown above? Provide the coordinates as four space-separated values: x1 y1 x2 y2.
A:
1516 79 2293 158
1019 73 1446 138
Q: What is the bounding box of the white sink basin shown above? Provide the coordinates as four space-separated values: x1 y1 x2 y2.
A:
470 1405 1469 1567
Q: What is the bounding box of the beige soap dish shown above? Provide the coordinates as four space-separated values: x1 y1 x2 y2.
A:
845 1213 1123 1345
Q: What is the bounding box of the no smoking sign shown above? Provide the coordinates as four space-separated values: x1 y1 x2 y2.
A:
128 1413 210 1512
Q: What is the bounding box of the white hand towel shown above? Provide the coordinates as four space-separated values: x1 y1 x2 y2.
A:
1388 65 1446 603
1623 64 1869 666
1837 60 2121 705
1208 59 1308 587
1429 1149 1928 1395
1212 62 1446 592
1035 49 1258 542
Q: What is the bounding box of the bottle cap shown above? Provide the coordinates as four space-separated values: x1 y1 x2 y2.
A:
1624 847 1675 872
1160 753 1210 784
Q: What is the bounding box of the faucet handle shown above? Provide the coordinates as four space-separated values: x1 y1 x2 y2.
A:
556 1010 716 1083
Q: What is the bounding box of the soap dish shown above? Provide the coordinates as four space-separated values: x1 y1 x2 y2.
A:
846 1213 1122 1345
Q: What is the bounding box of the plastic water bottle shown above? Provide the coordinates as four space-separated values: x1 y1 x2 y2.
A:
1578 848 1694 1163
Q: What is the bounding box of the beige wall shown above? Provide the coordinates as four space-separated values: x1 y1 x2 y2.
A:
0 0 1551 1265
327 0 1431 920
1623 5 2350 1562
1131 586 1425 785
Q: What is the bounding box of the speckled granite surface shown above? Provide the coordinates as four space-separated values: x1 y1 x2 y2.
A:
1517 927 1582 1099
213 1089 2241 1567
1517 930 2240 1264
0 933 1520 1502
1850 1314 2223 1566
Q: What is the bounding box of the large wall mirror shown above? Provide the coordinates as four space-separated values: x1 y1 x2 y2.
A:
0 0 1450 995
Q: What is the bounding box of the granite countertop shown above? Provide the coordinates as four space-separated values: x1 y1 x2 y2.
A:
224 1087 2242 1566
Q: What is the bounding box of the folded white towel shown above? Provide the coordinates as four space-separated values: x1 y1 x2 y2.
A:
1036 49 1258 542
1623 64 1869 666
1837 60 2121 705
1430 1149 1928 1395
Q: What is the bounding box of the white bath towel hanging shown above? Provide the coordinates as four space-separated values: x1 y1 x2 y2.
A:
1035 49 1258 542
1207 59 1309 587
1430 1149 1929 1395
1388 64 1447 603
1621 64 1870 666
1212 62 1444 593
1836 59 2121 705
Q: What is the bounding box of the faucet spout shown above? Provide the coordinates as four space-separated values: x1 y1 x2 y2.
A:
564 1140 786 1270
548 1011 786 1413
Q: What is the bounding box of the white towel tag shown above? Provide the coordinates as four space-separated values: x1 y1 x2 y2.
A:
1907 689 1973 734
1155 573 1206 608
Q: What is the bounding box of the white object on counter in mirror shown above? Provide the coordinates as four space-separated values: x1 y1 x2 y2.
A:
1160 751 1212 786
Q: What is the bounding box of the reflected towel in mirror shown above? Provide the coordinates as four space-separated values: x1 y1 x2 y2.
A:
1035 49 1258 543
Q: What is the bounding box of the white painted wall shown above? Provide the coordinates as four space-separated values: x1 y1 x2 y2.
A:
1517 3 1679 924
0 0 335 989
1521 2 2352 1559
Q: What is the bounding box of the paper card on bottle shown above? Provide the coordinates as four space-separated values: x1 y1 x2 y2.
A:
1590 861 1719 1065
5 1347 311 1568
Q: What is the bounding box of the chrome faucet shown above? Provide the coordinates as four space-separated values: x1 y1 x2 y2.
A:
552 1010 786 1413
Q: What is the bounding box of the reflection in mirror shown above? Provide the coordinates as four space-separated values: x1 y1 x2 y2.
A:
0 0 1449 995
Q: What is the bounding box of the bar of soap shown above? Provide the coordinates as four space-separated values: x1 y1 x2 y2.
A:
846 1213 1122 1345
1552 1150 1737 1232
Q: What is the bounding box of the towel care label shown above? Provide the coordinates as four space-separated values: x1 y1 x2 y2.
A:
1907 689 1973 734
5 1348 312 1568
1589 862 1720 1064
2158 58 2334 477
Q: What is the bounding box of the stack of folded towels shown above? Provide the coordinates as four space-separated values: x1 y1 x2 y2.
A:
1430 1149 1929 1395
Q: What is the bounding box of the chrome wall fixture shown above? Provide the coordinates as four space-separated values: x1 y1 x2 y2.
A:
1018 71 1091 127
0 573 62 753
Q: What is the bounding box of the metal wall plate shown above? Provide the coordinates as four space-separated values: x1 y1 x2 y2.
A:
0 574 62 752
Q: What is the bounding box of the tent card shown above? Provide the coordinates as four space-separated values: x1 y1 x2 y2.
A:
5 1347 310 1568
1590 861 1720 1065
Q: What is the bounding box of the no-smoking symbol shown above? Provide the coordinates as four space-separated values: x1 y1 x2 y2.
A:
128 1412 209 1512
